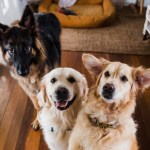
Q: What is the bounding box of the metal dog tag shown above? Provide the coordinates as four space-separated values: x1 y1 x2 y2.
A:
31 78 36 83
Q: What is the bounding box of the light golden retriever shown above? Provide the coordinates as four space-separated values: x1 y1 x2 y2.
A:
37 67 88 150
69 54 150 150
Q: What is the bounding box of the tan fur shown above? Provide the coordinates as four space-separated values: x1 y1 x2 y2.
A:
4 51 10 62
69 54 150 150
37 68 88 150
0 30 55 130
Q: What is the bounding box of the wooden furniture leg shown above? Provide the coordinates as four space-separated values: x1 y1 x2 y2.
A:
140 0 144 14
135 0 138 7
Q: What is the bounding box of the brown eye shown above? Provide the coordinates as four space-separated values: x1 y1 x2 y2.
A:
68 77 75 83
51 78 56 83
24 44 30 52
105 71 110 77
121 76 128 82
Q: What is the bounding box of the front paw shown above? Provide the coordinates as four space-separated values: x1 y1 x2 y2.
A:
31 118 40 130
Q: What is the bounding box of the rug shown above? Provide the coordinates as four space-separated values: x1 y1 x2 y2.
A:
60 6 150 55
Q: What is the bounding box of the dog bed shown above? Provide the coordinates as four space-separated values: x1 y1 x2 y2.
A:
38 0 116 28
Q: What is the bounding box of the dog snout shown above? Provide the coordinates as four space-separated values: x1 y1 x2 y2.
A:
55 87 69 101
103 83 115 93
102 83 115 100
16 64 29 77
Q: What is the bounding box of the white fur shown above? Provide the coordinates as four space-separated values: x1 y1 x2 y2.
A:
37 68 88 150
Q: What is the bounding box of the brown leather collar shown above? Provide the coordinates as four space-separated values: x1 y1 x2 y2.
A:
90 117 120 129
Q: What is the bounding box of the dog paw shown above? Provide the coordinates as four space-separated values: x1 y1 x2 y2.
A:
31 118 40 130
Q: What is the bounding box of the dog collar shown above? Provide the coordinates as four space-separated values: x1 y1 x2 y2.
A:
91 117 119 129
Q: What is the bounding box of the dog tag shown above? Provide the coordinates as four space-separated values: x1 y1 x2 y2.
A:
51 127 54 132
31 79 36 83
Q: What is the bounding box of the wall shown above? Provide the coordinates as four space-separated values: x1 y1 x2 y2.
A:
112 0 149 7
0 0 27 26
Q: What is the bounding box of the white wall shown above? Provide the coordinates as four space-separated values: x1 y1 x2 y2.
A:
0 0 27 26
112 0 149 7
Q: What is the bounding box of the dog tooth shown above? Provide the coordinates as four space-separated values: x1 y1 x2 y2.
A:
65 102 68 107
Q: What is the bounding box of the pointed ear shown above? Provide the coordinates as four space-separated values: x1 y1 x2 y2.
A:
132 66 150 92
82 54 109 77
80 76 88 102
37 80 50 108
0 23 9 38
19 5 36 31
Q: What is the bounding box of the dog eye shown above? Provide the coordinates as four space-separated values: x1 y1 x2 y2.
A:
24 44 30 52
51 78 57 83
121 76 128 82
68 77 75 83
8 48 14 53
104 71 110 77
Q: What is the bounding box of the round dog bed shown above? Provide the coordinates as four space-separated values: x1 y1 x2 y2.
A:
38 0 116 28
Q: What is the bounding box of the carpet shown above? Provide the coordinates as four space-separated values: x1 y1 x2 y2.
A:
60 6 150 55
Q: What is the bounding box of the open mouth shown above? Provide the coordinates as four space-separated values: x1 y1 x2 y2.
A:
54 95 77 111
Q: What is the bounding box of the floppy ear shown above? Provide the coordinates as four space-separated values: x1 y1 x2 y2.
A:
82 54 109 77
0 23 9 38
37 80 50 108
19 5 37 32
80 76 88 102
132 66 150 92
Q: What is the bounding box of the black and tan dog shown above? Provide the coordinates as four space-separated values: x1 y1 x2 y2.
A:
0 5 61 130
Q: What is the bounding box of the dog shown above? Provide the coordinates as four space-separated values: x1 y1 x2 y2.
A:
0 5 61 129
37 67 88 150
69 54 150 150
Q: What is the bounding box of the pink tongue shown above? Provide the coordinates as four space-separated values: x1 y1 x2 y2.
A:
55 101 67 108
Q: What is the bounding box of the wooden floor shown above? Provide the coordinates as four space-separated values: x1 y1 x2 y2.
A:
0 51 150 150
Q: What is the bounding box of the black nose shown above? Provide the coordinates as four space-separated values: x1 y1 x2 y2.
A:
16 64 29 77
103 83 115 93
55 87 69 101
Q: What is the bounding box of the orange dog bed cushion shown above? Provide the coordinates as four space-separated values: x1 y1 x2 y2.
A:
38 0 116 28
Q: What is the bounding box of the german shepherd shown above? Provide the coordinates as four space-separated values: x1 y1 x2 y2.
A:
0 5 61 130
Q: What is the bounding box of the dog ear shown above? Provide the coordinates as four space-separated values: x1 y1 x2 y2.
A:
37 80 50 108
132 66 150 92
0 23 9 38
80 76 88 102
82 54 109 77
19 5 37 32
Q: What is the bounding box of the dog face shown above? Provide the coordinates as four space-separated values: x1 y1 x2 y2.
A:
99 62 133 103
37 68 88 111
0 5 38 77
82 54 150 104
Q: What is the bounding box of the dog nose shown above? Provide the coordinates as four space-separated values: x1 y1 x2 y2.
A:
17 64 29 76
103 83 115 93
55 87 68 100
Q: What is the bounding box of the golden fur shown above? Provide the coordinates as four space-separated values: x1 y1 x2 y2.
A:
37 68 88 150
69 54 150 150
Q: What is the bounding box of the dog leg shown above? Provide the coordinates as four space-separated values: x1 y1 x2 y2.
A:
29 95 41 130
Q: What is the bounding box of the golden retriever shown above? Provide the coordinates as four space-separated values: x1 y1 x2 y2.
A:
37 67 88 150
69 54 150 150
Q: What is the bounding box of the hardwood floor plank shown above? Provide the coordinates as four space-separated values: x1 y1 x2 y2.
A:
15 97 35 150
134 104 150 150
39 134 49 150
24 109 41 150
0 77 16 125
3 91 28 150
0 83 22 150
